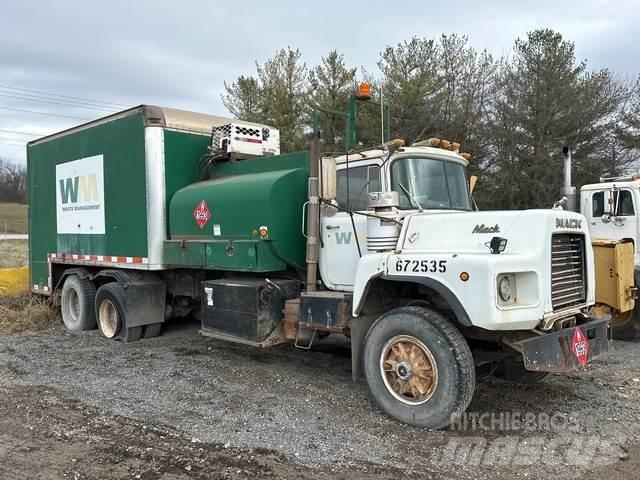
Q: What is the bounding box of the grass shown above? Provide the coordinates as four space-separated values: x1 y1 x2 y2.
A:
0 202 27 234
0 237 57 333
0 294 59 334
0 240 28 267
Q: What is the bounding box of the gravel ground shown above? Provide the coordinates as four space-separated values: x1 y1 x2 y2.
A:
2 317 640 479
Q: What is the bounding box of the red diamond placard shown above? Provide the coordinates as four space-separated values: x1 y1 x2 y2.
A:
193 200 211 230
571 327 589 366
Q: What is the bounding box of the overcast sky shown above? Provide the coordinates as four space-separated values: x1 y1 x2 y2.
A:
1 0 638 164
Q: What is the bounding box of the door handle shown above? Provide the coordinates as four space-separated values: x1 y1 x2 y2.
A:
326 225 340 230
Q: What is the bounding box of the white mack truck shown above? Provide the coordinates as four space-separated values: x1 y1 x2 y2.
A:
317 138 607 427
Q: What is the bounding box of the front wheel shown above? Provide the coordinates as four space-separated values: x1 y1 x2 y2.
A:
363 306 475 429
611 308 640 341
493 359 549 384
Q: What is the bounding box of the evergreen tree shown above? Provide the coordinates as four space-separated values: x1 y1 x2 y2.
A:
309 50 357 152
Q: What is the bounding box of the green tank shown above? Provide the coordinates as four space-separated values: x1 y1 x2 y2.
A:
167 152 310 272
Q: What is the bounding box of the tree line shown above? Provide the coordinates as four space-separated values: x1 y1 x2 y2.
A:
0 158 27 204
222 29 640 210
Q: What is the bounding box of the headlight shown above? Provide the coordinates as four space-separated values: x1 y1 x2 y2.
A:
498 277 512 301
497 274 517 305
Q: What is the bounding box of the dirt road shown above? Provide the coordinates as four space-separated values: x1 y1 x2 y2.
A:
2 318 640 479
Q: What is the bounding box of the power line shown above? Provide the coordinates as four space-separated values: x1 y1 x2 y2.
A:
0 84 129 109
0 128 41 137
0 91 117 113
0 89 120 111
0 105 91 121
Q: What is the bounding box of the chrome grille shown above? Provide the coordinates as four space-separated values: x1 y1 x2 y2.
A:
551 234 586 310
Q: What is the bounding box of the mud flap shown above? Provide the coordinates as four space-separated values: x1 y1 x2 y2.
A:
349 315 377 381
517 318 611 372
124 280 166 328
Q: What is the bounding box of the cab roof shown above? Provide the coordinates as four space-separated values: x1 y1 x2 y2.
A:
332 146 469 166
581 180 640 191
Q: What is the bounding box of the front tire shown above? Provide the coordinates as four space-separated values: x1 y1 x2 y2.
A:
493 359 549 384
363 306 475 429
60 274 97 331
611 308 640 341
611 269 640 341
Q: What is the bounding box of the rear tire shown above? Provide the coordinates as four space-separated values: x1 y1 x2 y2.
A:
493 359 549 384
60 274 97 331
96 283 127 339
126 326 143 342
363 306 475 429
143 323 162 339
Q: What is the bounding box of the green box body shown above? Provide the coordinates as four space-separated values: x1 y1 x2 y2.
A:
27 105 308 293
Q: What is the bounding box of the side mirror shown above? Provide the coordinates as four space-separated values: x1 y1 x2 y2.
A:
469 175 478 194
320 156 337 200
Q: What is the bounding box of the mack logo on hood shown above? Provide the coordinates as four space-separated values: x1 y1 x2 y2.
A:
472 224 500 234
556 218 582 229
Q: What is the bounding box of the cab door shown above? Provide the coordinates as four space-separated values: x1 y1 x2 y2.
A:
587 188 638 250
319 161 381 290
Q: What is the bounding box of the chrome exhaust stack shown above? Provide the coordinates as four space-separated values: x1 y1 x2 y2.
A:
560 146 577 212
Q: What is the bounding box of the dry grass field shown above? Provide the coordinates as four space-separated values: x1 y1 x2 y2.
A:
0 202 27 234
0 237 57 333
0 239 28 267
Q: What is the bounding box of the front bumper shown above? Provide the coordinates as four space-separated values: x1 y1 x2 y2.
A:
515 318 611 372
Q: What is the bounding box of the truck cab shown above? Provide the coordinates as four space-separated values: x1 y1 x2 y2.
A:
581 180 640 263
320 146 470 289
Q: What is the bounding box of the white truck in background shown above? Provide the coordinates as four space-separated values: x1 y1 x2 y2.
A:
580 175 640 338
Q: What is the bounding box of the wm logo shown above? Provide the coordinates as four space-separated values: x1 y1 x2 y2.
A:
335 231 352 244
59 174 99 204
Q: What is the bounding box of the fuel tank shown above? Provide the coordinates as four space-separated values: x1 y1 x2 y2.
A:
168 152 309 272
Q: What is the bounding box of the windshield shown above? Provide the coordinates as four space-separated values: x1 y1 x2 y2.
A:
390 157 471 210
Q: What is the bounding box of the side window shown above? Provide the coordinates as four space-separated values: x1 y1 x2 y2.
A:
592 191 604 217
336 165 381 211
615 190 635 216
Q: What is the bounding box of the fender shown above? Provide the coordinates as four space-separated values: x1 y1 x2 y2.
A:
385 275 472 327
352 254 471 326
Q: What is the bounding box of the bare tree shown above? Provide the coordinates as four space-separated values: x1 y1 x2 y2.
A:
0 158 27 203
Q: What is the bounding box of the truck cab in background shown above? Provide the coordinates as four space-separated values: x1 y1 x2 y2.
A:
581 178 640 338
582 181 640 261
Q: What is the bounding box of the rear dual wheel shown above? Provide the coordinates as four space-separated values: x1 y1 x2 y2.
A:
95 283 161 341
60 274 97 331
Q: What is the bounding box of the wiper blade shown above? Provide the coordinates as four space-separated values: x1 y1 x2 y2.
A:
398 182 424 212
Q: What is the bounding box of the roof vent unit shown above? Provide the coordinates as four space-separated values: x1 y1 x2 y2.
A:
210 122 280 160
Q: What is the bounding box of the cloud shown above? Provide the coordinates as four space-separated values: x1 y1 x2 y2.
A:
0 0 637 164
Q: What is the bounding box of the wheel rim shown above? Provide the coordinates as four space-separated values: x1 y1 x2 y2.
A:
99 299 119 338
380 335 438 405
612 309 634 327
68 288 80 322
